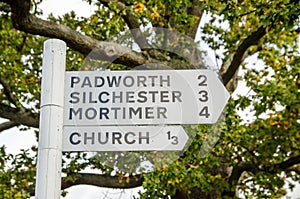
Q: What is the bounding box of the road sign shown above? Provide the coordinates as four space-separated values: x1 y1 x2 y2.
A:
64 70 229 125
63 125 189 151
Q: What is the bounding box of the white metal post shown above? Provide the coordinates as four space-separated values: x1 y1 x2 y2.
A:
35 39 66 199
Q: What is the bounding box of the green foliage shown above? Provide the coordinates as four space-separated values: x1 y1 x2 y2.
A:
0 0 299 198
0 146 36 199
0 14 44 110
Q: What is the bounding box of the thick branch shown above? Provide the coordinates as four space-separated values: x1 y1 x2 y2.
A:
228 162 258 185
0 104 39 128
223 162 258 197
224 156 300 196
28 173 143 196
99 0 139 30
0 121 19 132
3 0 147 66
221 26 266 85
99 0 150 49
186 0 204 39
275 155 300 171
228 156 300 184
0 76 18 107
62 173 143 190
286 165 300 175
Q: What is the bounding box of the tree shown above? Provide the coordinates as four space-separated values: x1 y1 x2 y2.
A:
0 0 299 198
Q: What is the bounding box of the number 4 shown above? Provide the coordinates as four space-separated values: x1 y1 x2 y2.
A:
199 106 210 118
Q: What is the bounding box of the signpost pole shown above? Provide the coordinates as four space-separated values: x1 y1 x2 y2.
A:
35 39 66 198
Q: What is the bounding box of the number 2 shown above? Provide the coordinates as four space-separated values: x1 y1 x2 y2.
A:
198 75 207 86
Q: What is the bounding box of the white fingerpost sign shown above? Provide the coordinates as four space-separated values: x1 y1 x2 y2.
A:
63 125 188 151
35 39 66 199
64 70 229 125
36 38 230 198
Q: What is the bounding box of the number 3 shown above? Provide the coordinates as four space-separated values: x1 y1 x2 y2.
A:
198 90 208 102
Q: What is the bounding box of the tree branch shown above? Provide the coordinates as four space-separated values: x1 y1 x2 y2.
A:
227 156 300 184
228 162 258 185
224 155 300 197
186 0 204 40
275 155 300 171
62 173 143 190
99 0 139 30
221 26 266 86
223 162 258 197
99 0 150 49
0 76 18 107
3 0 147 66
286 165 300 175
0 104 39 128
28 173 143 196
0 121 19 132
